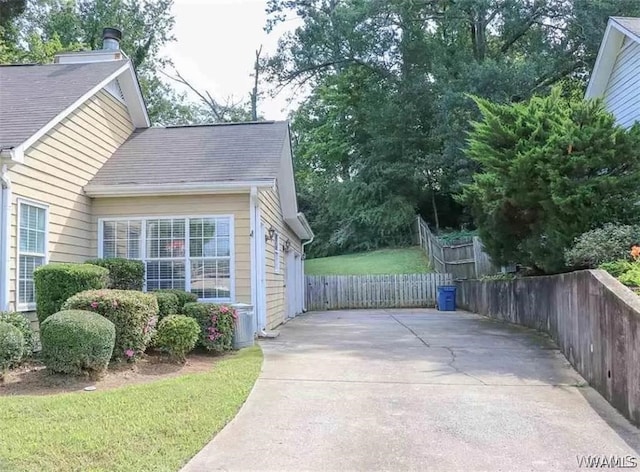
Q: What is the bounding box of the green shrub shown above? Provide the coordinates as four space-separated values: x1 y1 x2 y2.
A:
618 265 640 287
155 315 200 362
153 292 180 320
63 290 158 361
183 302 236 352
153 289 198 312
33 263 109 323
598 260 635 278
565 224 640 269
85 258 145 290
438 229 478 245
461 87 640 274
0 312 34 357
40 310 115 377
0 321 24 379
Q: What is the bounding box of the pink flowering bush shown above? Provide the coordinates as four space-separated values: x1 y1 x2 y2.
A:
182 302 237 352
62 289 159 361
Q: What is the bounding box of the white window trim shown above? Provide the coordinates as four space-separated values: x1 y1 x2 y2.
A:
98 214 235 303
274 232 281 274
16 198 49 312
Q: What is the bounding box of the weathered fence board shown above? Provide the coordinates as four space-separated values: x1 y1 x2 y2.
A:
416 216 498 279
456 270 640 426
305 273 453 311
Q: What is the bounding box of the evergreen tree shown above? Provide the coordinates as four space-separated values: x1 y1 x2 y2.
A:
460 87 640 273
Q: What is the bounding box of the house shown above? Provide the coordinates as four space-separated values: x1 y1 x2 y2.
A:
0 28 313 333
586 17 640 127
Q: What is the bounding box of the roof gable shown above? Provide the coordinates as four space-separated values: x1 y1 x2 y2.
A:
0 59 149 162
586 17 640 99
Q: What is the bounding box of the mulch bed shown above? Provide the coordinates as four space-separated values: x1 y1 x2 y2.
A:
0 350 224 396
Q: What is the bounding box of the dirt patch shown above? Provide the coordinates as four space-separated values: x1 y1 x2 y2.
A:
0 350 226 396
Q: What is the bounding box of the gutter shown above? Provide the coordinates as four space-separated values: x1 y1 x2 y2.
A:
84 179 276 197
298 212 314 241
0 148 22 163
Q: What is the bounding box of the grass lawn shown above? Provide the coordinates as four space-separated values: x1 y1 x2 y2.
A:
0 346 262 472
305 247 431 276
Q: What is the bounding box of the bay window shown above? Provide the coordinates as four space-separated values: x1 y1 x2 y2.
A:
99 216 233 301
18 200 48 310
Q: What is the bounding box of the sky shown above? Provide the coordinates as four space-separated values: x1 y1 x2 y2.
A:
162 0 302 120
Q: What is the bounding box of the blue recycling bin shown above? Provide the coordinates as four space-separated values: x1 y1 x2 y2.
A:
437 285 457 311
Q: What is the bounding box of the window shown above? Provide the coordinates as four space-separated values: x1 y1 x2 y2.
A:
102 220 141 259
18 200 48 309
99 216 233 301
146 218 186 291
274 232 281 274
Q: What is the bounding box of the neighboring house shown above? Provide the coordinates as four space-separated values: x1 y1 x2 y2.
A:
0 28 313 333
586 17 640 127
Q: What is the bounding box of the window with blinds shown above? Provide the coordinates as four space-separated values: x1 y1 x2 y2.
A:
18 200 48 309
100 216 233 301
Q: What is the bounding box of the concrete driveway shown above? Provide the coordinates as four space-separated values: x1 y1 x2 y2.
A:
183 309 640 472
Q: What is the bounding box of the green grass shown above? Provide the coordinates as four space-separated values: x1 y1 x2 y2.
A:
305 247 431 276
0 346 263 472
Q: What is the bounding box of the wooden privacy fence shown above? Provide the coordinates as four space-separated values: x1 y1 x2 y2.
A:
416 216 497 279
305 273 453 311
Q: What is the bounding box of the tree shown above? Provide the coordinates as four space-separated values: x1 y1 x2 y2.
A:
6 0 198 125
266 0 640 256
162 66 256 123
459 87 640 274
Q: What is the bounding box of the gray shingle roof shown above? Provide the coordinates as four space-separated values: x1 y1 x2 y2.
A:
612 17 640 38
88 121 289 186
0 60 127 149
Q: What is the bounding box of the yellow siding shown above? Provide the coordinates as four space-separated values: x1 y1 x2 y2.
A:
259 185 303 329
8 90 134 320
92 194 251 304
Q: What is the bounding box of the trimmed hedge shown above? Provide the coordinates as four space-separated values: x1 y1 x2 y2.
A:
183 302 237 352
153 289 197 312
0 312 34 357
0 321 23 379
86 258 145 291
40 310 115 377
63 290 158 361
153 292 180 320
155 315 200 362
34 263 109 323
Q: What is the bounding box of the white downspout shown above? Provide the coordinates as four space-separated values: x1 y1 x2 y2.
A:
249 187 258 332
0 164 12 311
301 233 314 312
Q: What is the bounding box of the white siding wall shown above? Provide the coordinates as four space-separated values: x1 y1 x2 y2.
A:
603 38 640 128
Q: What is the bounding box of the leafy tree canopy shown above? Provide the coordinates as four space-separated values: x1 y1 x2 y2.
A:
267 0 640 257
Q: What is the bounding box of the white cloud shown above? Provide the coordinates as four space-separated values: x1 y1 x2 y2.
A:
161 0 303 120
